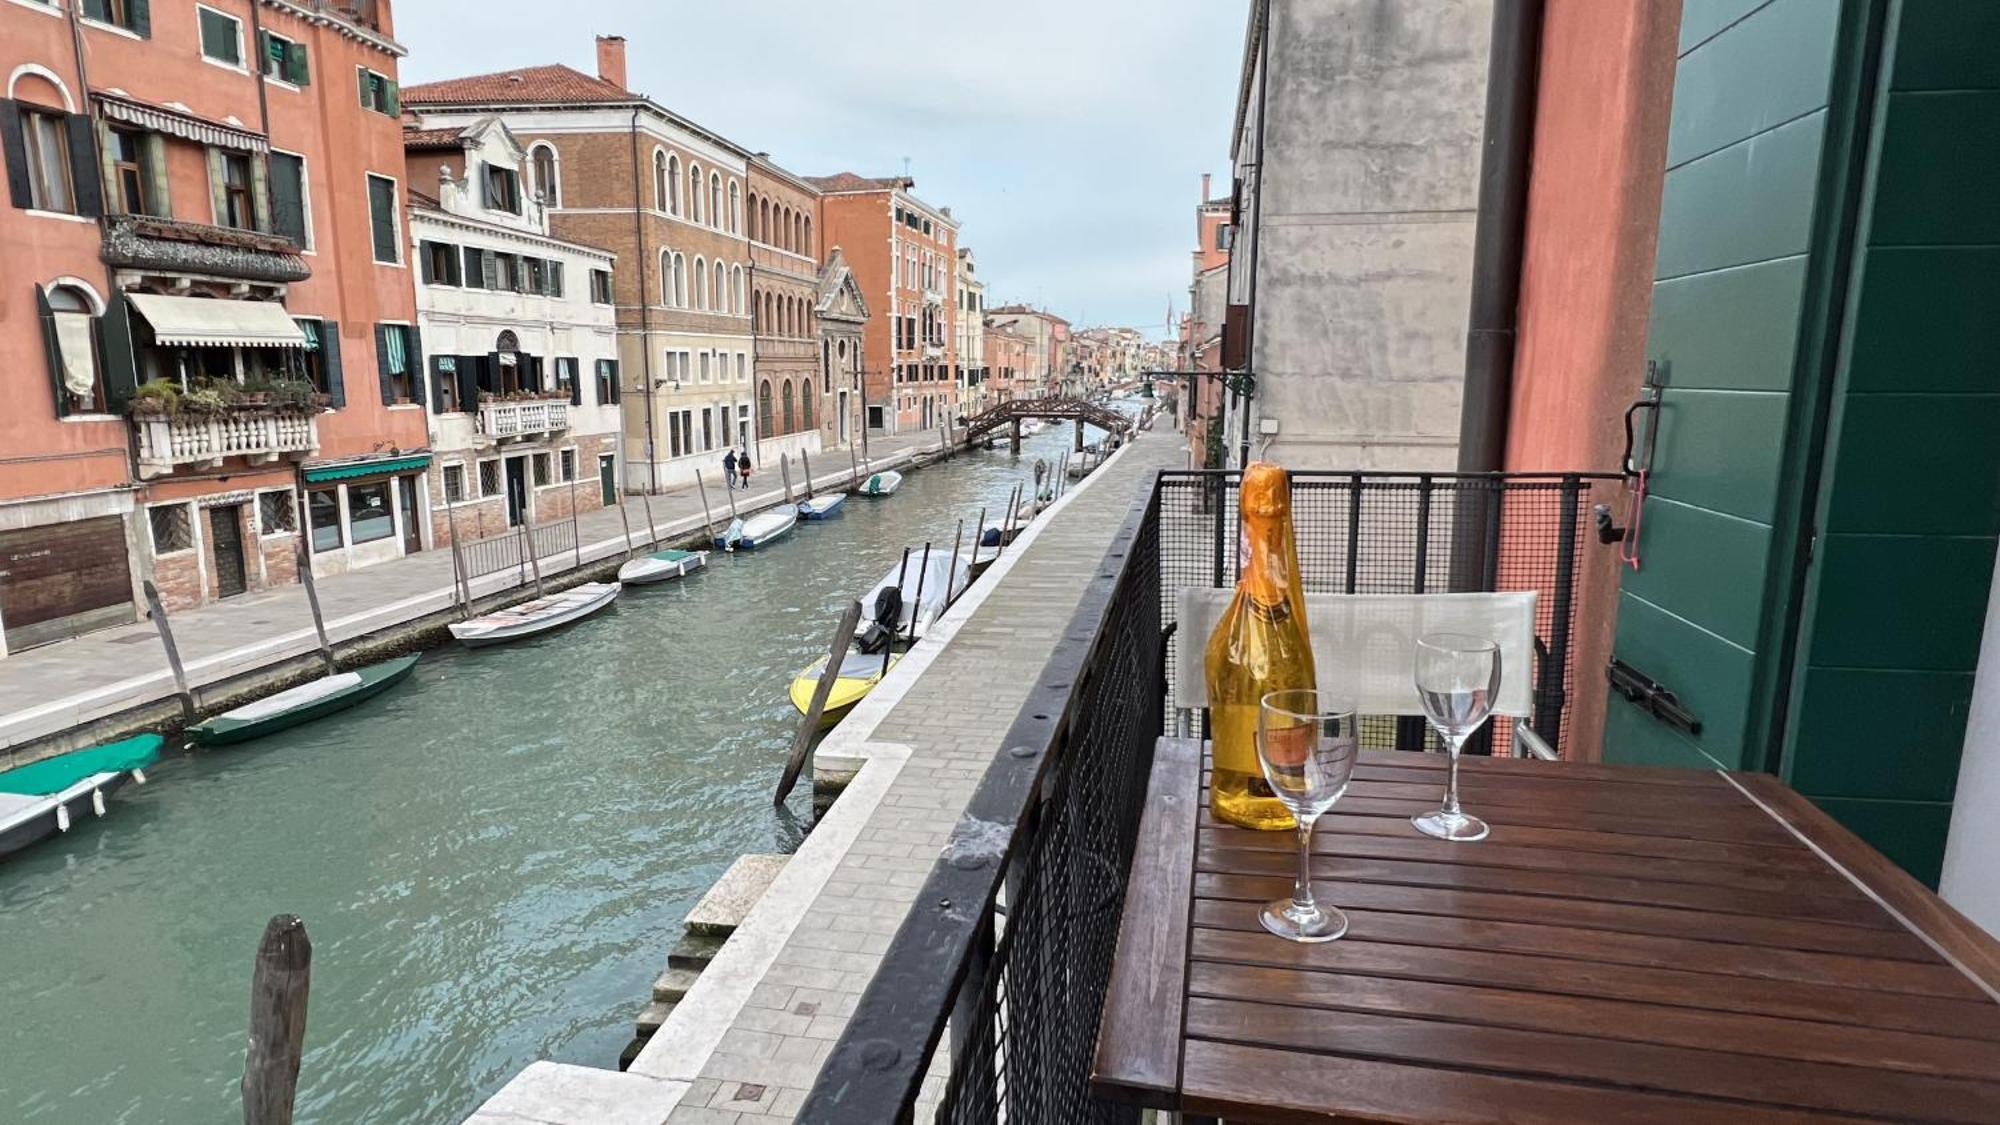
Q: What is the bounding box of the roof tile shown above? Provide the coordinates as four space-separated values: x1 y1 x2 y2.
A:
402 65 631 107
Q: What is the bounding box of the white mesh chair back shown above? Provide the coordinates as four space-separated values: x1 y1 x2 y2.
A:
1173 590 1539 719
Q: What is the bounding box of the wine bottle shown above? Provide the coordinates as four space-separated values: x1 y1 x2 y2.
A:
1204 462 1316 831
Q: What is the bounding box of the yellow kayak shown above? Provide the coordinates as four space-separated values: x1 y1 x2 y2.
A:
789 651 900 730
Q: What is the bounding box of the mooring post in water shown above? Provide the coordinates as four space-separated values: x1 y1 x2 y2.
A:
775 599 863 807
617 492 636 560
1005 483 1023 544
945 519 965 609
1010 416 1021 455
884 547 911 679
779 454 794 503
292 539 337 677
241 913 311 1125
799 449 814 499
443 492 472 614
639 488 661 551
566 476 583 570
907 542 933 648
695 470 717 541
141 580 196 726
522 525 545 597
848 442 861 489
969 505 988 569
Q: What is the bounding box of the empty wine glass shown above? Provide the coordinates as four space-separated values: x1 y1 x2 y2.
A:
1255 690 1359 942
1412 633 1501 842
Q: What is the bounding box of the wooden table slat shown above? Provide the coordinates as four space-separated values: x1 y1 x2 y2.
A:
1296 810 1833 868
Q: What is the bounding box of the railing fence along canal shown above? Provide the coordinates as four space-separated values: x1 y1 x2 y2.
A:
799 469 1613 1123
456 519 579 584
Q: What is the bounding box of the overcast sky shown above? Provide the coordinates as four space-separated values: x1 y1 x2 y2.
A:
396 0 1244 340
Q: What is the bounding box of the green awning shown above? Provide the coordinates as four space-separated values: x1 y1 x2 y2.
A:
304 454 431 483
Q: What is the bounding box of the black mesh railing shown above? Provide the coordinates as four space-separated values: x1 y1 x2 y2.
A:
1158 470 1617 757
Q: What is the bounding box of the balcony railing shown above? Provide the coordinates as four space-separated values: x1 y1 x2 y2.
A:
479 398 569 440
134 409 318 479
802 468 1616 1122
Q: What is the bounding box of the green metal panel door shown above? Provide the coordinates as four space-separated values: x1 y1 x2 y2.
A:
1605 0 1869 770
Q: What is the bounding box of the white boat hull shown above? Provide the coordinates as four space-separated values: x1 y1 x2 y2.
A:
619 550 708 586
738 506 799 549
0 771 132 861
450 582 621 647
798 493 848 519
858 470 904 497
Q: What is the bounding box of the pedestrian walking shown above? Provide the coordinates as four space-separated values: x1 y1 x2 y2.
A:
723 448 739 489
738 448 753 490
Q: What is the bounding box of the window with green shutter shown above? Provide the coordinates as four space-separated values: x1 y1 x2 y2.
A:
269 150 307 246
358 68 398 116
197 6 242 67
81 0 148 35
366 173 398 263
260 30 309 86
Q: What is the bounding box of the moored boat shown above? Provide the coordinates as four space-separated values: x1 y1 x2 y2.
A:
857 470 904 497
798 493 848 520
189 654 420 746
855 550 972 651
619 548 708 586
714 517 746 550
737 505 799 549
788 651 901 730
0 734 163 861
448 582 620 648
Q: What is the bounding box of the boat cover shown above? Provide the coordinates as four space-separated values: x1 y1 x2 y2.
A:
0 734 163 796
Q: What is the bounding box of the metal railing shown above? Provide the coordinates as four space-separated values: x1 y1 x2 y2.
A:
457 519 577 583
800 467 1614 1123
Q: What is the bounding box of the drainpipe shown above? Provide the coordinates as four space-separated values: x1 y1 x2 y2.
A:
1455 0 1545 473
628 106 659 492
1237 0 1272 471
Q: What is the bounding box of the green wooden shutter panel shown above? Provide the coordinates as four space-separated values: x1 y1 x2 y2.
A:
323 320 345 408
269 151 305 245
99 292 140 411
567 358 581 406
199 9 238 64
456 356 479 413
129 0 149 37
288 42 310 86
37 285 67 418
608 359 621 403
140 133 169 216
407 327 426 408
1 101 31 209
374 324 394 404
248 151 270 231
368 177 396 262
65 114 100 218
385 79 399 114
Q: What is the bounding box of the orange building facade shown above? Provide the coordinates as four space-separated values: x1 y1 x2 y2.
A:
1 0 426 654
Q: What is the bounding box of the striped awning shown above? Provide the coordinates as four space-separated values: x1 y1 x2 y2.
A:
127 294 307 348
304 455 432 483
96 93 269 154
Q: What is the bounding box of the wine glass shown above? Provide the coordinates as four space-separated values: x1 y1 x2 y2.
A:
1255 690 1359 942
1411 633 1501 842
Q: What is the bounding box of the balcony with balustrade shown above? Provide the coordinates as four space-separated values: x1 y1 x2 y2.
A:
478 397 571 442
134 409 319 479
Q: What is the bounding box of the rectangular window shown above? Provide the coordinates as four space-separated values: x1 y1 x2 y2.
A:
1216 223 1233 250
347 482 393 544
545 260 564 298
482 162 521 214
358 67 398 116
560 449 576 481
493 253 518 292
108 128 151 215
217 151 254 229
553 356 577 398
260 29 309 85
590 269 613 304
21 107 74 213
595 358 617 404
421 240 460 285
532 452 550 487
701 409 713 452
669 410 683 458
479 459 500 497
462 246 488 289
198 6 243 67
269 150 307 245
81 0 145 33
698 352 710 384
442 464 466 503
525 257 546 294
434 355 460 412
380 324 413 401
366 173 398 263
258 490 296 534
308 489 342 552
149 504 192 554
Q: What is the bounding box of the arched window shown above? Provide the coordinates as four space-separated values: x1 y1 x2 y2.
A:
688 163 703 224
43 281 104 413
802 379 814 430
653 150 668 211
745 191 758 240
729 180 740 234
671 253 687 308
781 207 794 252
711 262 723 311
730 265 744 314
763 292 774 332
661 249 673 306
532 144 559 207
781 379 795 434
692 258 708 310
803 216 812 254
759 199 772 245
665 153 682 215
709 172 722 229
758 379 774 437
793 213 804 254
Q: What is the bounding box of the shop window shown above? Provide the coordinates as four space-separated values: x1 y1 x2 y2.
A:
308 489 342 552
443 464 466 503
478 460 501 497
347 482 393 544
149 504 193 554
258 490 295 534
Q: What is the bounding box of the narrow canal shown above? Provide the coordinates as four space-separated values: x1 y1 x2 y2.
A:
0 427 1100 1124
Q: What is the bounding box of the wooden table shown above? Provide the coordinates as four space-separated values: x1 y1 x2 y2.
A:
1092 737 2000 1123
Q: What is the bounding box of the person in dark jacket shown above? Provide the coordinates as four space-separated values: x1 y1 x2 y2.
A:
723 449 739 488
738 449 753 490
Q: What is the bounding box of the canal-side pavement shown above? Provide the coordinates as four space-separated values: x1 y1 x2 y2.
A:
458 419 1181 1123
0 432 949 761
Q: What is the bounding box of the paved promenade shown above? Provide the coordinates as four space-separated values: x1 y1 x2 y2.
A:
0 433 943 759
459 419 1180 1123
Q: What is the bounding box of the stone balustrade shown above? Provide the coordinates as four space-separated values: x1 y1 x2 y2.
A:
135 409 319 479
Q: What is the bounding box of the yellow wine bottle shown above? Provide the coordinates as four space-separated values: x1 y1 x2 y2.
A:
1204 462 1315 831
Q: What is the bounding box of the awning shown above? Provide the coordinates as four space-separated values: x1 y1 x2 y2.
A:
304 455 432 484
126 294 307 349
95 93 269 154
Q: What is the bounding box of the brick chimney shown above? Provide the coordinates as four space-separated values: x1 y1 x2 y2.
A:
596 35 627 90
1200 172 1211 201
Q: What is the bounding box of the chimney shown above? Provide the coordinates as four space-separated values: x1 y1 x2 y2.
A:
596 35 627 91
1200 172 1211 201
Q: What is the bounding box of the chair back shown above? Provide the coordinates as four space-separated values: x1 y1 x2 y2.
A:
1173 590 1538 719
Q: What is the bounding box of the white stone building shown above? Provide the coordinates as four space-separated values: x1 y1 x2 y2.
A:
954 248 987 415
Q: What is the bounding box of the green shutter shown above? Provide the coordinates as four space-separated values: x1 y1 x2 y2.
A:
368 176 396 262
269 151 305 245
406 327 426 408
248 151 270 231
357 67 371 108
66 114 100 218
99 291 139 411
141 133 169 216
37 285 67 418
129 0 149 37
199 9 239 65
375 324 394 404
288 42 310 86
322 320 345 408
385 79 399 114
1 102 31 208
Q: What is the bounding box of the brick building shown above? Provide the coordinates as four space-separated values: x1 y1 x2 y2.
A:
0 0 427 651
804 174 959 436
745 154 826 467
402 119 621 544
402 37 755 494
981 320 1034 403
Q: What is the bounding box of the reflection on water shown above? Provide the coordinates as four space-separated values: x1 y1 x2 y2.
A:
0 430 1093 1124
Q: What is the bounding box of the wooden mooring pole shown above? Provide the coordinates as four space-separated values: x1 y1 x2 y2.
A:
695 470 718 541
774 599 863 807
780 454 794 503
617 491 636 560
567 476 583 570
443 493 472 614
292 539 337 677
241 913 311 1125
639 489 661 551
799 449 815 499
141 580 197 725
521 526 545 597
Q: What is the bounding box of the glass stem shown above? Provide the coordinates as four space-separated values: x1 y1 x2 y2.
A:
1443 735 1464 816
1291 815 1317 913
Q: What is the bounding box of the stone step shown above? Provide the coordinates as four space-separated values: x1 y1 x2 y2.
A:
635 1000 675 1036
667 929 727 972
685 854 788 936
617 1035 648 1072
652 966 702 1004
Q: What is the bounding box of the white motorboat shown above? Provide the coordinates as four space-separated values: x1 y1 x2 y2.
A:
857 470 904 497
618 548 708 586
798 493 848 520
449 582 620 647
855 550 972 651
737 504 799 549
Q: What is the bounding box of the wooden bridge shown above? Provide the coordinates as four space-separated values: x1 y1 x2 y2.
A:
962 395 1132 442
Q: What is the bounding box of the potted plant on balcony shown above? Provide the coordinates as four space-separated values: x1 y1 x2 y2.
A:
238 377 274 408
180 379 241 417
128 379 181 417
269 378 319 412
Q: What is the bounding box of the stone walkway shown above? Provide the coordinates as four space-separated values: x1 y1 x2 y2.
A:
0 433 942 759
467 421 1181 1123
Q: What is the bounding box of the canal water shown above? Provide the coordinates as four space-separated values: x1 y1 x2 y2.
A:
0 428 1099 1124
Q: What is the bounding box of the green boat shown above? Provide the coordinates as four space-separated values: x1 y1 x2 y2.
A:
189 654 420 746
0 734 164 861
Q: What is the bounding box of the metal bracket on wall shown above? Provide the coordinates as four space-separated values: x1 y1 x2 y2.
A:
1608 657 1702 737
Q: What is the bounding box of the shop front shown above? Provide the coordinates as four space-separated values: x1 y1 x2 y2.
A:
301 454 432 577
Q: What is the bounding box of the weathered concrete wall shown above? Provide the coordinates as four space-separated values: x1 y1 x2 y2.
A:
1235 0 1491 472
